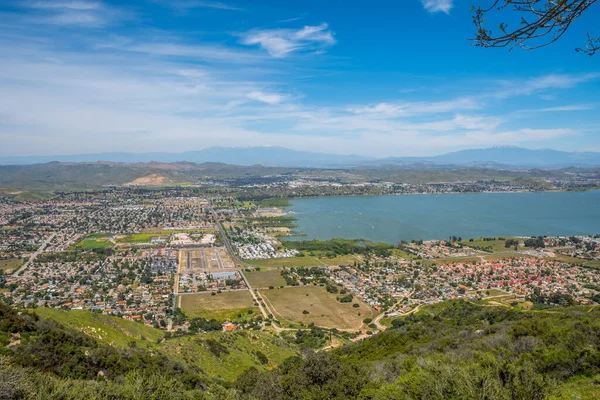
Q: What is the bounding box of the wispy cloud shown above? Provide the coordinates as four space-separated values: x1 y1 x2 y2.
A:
349 97 480 117
18 0 126 27
538 105 594 112
246 91 286 104
240 23 335 57
23 1 101 10
164 0 243 12
119 41 267 64
0 3 596 158
494 73 600 98
420 0 453 14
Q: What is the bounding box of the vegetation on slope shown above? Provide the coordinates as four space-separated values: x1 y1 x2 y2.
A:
236 301 600 399
2 300 600 399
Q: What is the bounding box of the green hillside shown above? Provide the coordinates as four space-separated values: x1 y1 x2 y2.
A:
32 308 297 382
2 301 600 399
162 332 297 382
32 308 165 349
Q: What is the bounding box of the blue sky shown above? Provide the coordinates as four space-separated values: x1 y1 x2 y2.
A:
1 0 599 157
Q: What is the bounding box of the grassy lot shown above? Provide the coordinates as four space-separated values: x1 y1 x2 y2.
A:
261 285 376 330
246 256 327 268
459 237 517 252
115 233 159 244
161 331 297 382
468 289 507 297
244 269 287 288
392 248 418 259
552 255 600 269
0 258 23 272
323 254 362 265
179 290 257 321
33 308 164 349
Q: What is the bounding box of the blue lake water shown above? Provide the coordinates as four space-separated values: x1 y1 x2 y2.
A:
286 191 600 244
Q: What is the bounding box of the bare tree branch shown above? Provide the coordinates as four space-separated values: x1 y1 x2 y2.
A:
472 0 599 55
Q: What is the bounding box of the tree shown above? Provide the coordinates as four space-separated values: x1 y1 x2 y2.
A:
472 0 599 55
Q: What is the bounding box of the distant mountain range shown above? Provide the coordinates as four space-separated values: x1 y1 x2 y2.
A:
1 146 600 169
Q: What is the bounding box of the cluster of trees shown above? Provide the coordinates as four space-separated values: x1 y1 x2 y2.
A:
527 287 576 307
188 317 222 334
292 326 329 349
524 236 545 248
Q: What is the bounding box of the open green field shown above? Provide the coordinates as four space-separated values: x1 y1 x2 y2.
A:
460 237 517 252
323 254 362 265
247 256 327 268
392 248 418 259
161 331 297 382
468 289 507 297
552 255 600 269
33 308 164 349
244 269 287 288
261 285 376 330
115 233 159 244
0 258 23 272
179 290 257 321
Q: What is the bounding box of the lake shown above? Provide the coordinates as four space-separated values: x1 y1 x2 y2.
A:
285 191 600 243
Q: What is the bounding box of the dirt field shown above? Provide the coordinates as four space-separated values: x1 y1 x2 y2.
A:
179 290 257 321
180 247 235 271
244 269 287 288
261 285 375 330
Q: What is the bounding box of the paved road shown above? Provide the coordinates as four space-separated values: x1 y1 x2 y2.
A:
206 200 277 322
373 289 415 330
12 232 56 277
207 200 250 267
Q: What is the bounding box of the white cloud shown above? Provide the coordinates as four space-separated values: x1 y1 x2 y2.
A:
538 105 594 112
349 98 480 117
494 73 600 98
24 1 101 10
18 0 126 27
0 10 592 158
420 0 453 14
164 1 243 12
240 23 335 57
246 91 285 104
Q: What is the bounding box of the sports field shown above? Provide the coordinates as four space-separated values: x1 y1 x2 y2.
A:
179 290 257 321
76 237 114 248
244 269 287 288
261 285 375 330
